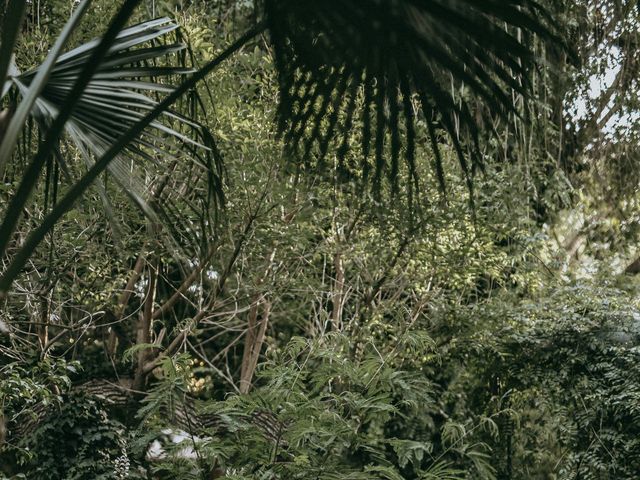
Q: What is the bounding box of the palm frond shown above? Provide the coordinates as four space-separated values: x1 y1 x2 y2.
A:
0 0 92 175
265 0 565 198
8 17 223 254
0 0 27 92
0 16 264 293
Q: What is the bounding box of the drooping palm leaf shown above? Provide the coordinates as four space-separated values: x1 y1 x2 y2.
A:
21 17 221 204
0 20 262 293
0 0 145 265
0 0 92 176
264 0 564 197
0 0 27 94
2 16 223 255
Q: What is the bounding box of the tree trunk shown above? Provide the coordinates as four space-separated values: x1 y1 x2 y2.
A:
132 260 157 392
332 252 345 332
239 298 271 394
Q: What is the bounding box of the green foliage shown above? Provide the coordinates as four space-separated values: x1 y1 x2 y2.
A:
194 332 494 479
437 283 640 479
17 395 136 479
266 0 563 199
0 358 76 435
1 1 639 479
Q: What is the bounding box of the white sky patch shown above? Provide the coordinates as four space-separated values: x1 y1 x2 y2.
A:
569 46 621 123
568 43 638 140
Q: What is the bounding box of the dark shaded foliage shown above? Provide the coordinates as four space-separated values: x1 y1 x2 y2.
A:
266 0 564 198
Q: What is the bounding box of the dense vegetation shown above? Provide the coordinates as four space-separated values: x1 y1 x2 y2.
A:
1 1 639 479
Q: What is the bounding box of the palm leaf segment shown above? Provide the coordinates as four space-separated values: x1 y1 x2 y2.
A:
5 17 223 248
265 0 561 197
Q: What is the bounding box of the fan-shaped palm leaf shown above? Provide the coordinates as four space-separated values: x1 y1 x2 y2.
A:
0 15 223 260
16 17 222 218
0 9 260 293
264 0 564 197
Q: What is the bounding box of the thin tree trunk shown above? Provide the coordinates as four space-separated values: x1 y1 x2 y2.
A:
239 299 271 394
106 253 146 357
239 294 261 394
332 252 345 332
133 260 157 392
37 295 50 353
